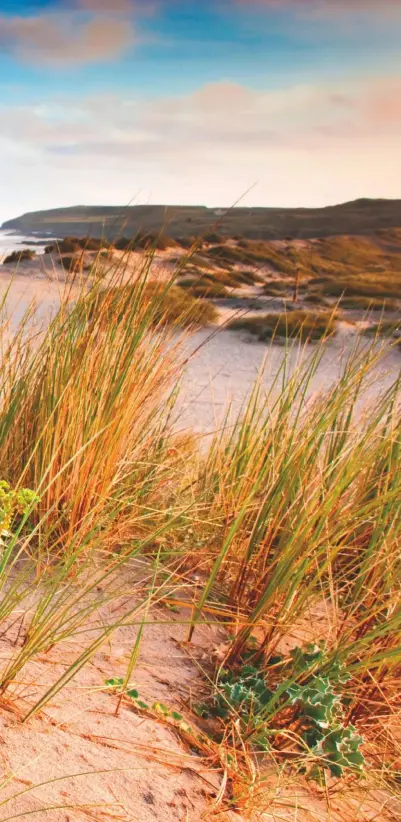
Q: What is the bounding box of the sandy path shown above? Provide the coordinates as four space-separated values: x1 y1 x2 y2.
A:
0 264 400 439
177 323 401 434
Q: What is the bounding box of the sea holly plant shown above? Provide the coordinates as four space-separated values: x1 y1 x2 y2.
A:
286 673 364 778
196 663 274 752
197 643 365 781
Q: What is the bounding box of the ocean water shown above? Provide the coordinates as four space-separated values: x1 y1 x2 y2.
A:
0 229 54 262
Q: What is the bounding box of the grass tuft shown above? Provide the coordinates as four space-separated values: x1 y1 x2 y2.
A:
228 309 337 341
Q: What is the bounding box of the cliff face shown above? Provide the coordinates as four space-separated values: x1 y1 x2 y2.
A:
3 199 401 241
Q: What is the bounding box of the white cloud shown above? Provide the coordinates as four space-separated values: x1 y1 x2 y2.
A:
0 77 400 218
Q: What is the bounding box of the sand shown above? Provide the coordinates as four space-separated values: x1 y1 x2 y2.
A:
0 577 399 822
0 571 236 822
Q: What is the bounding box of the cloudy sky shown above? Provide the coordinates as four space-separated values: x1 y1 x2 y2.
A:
0 0 400 221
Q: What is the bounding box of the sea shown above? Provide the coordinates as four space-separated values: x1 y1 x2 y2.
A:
0 229 57 262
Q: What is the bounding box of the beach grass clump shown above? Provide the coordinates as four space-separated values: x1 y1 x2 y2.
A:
304 290 329 305
229 309 337 341
189 283 229 298
340 295 400 311
3 248 36 264
0 271 183 547
45 236 109 254
90 281 218 328
203 232 223 244
235 268 264 285
179 267 260 292
0 261 204 713
362 318 401 336
205 244 256 268
229 236 401 294
113 232 176 251
263 280 293 296
311 234 401 272
309 272 401 299
179 278 229 298
183 340 401 773
58 253 82 271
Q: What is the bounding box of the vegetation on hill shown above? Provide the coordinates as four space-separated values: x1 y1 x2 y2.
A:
3 197 401 240
44 232 177 254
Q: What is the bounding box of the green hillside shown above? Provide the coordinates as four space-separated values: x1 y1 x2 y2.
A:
3 198 401 241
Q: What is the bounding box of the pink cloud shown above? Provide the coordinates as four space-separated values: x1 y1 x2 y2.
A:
0 12 137 65
3 75 398 158
362 80 401 128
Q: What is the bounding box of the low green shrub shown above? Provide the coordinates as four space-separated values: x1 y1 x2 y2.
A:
46 237 109 254
175 237 193 249
179 266 259 291
176 236 204 249
363 319 401 337
229 310 336 341
177 277 197 288
305 291 329 305
90 282 218 328
263 280 292 296
136 232 176 251
310 275 401 300
230 269 262 286
340 295 399 311
187 281 229 298
3 248 36 264
112 233 175 251
206 244 254 267
204 232 223 244
58 254 83 271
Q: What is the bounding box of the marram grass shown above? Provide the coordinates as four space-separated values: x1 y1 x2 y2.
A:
0 248 399 814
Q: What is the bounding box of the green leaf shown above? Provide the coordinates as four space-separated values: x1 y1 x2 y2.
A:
153 701 169 715
105 677 123 689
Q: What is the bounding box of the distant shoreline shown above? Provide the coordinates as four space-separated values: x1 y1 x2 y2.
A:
3 197 401 242
0 229 60 262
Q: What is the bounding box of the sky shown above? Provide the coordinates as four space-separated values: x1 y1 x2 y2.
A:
0 0 400 221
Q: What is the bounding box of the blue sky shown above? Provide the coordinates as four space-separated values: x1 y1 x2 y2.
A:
0 0 400 220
